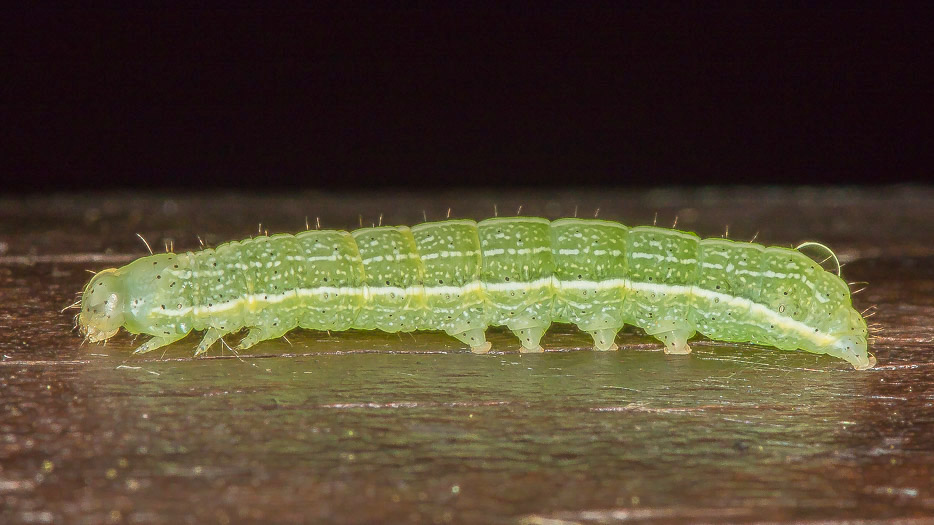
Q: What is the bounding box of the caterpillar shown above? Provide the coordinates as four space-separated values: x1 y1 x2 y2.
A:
76 217 874 369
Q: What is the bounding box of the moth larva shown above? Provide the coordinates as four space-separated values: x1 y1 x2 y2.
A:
76 217 874 369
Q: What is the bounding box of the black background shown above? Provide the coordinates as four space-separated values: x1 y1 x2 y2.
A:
3 5 931 193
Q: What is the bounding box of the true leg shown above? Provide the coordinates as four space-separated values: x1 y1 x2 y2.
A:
236 324 291 350
194 327 227 356
133 332 189 354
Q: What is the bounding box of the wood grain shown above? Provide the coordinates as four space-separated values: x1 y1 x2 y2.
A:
1 187 933 524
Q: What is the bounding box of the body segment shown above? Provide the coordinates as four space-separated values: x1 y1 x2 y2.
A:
77 217 873 369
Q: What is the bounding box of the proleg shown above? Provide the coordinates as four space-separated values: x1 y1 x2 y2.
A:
76 217 874 369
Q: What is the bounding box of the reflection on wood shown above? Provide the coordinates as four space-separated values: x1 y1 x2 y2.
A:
1 187 933 523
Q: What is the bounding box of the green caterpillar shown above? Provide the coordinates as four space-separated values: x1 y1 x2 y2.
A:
77 217 874 369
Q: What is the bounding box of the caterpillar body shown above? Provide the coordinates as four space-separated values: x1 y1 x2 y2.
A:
77 217 874 369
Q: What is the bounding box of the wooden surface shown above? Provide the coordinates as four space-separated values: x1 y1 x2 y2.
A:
1 187 933 524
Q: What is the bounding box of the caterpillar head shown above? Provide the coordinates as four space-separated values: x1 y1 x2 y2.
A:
78 268 126 343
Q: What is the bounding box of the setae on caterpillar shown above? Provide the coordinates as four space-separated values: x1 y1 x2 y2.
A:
76 217 874 369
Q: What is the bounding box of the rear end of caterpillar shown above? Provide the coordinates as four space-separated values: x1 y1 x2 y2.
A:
77 217 874 369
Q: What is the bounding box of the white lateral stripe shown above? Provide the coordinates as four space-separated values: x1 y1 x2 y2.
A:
631 252 697 264
482 246 551 257
154 277 837 347
361 252 420 264
419 250 480 261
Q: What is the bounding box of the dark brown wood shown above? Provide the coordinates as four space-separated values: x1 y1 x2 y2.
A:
2 187 933 524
